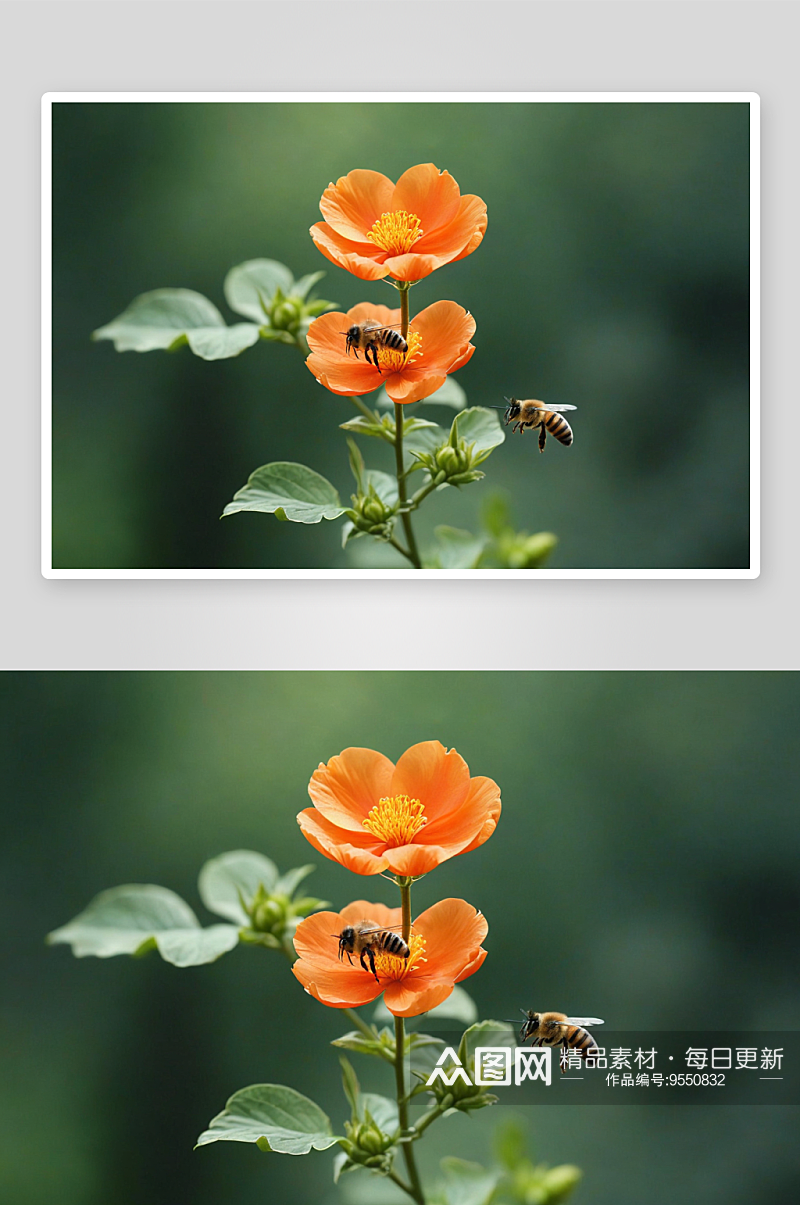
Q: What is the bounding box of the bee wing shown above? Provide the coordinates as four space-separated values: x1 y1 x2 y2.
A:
355 925 402 936
541 404 577 412
364 323 404 332
565 1017 604 1027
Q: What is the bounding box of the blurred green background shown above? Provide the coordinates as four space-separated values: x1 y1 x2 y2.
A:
2 671 797 1205
51 101 751 569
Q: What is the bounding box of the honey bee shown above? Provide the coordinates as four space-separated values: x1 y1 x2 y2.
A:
517 1011 604 1060
343 321 408 371
335 920 410 982
503 398 577 453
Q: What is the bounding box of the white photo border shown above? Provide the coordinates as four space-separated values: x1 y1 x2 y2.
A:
41 91 760 581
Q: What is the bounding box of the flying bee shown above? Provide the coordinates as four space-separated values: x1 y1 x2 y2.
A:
343 321 408 371
503 398 577 453
517 1011 604 1063
335 920 410 982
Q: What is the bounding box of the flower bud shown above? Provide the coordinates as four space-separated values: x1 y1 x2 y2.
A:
435 446 464 476
271 299 302 331
344 1119 394 1164
253 897 286 932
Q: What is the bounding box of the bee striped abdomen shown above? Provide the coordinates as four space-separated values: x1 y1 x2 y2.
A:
378 931 410 958
381 330 407 353
544 412 573 446
563 1025 598 1056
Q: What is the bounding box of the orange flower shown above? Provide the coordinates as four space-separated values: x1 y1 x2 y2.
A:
310 164 487 283
292 897 488 1017
297 741 501 876
306 301 475 405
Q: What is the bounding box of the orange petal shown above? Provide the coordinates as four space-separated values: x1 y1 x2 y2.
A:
307 747 395 830
391 741 471 822
319 170 395 243
292 910 347 963
293 959 384 1009
418 193 488 260
456 777 502 854
414 898 488 980
382 842 456 876
455 945 487 983
297 808 389 875
338 900 403 931
381 253 444 282
411 302 476 372
310 222 390 281
422 774 501 847
383 978 455 1018
307 353 384 397
391 165 462 235
383 371 449 405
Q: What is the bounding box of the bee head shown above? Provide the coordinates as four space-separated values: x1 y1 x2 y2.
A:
503 397 520 423
344 324 361 354
519 1009 539 1041
337 926 356 958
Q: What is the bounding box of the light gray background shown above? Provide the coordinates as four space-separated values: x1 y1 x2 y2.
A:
3 1 798 669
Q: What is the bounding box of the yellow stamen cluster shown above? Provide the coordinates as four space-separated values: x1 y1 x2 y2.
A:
373 931 427 981
377 329 422 375
362 794 428 846
367 209 424 256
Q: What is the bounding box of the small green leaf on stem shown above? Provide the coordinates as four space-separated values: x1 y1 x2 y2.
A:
222 463 346 524
195 1083 341 1154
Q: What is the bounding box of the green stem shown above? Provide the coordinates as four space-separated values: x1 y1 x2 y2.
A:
350 395 378 424
394 283 422 568
389 535 416 565
411 1102 446 1137
399 878 412 946
407 478 440 511
395 1014 426 1205
343 1007 375 1042
388 1168 416 1198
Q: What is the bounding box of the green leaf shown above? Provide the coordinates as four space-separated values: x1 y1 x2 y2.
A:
404 422 446 457
440 1158 500 1205
422 378 468 409
452 407 506 464
340 1056 361 1118
291 271 326 300
332 1030 384 1056
273 864 315 899
341 519 360 549
427 527 487 570
223 259 294 322
197 850 278 925
457 1021 516 1073
195 1084 341 1155
222 463 346 524
360 1093 398 1133
47 884 239 966
422 986 479 1026
364 470 398 509
92 289 261 360
347 438 366 491
339 415 385 438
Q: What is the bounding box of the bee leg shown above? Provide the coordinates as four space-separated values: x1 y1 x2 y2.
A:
538 425 547 453
369 344 382 373
361 946 380 982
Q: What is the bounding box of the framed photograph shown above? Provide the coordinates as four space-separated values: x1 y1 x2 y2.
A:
42 93 759 578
